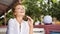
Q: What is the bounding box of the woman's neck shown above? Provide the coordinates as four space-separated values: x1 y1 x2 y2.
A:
16 16 23 24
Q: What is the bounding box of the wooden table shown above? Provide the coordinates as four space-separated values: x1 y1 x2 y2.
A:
34 25 60 34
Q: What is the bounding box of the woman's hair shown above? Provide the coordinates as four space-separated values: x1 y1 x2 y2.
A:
12 2 25 13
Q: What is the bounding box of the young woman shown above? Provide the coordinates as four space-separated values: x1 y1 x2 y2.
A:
7 2 33 34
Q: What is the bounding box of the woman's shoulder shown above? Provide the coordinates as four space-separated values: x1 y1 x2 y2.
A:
9 18 15 21
23 21 29 28
8 18 15 24
23 21 29 25
8 18 16 27
23 21 28 23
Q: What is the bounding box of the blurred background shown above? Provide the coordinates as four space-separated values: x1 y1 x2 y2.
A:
0 0 60 34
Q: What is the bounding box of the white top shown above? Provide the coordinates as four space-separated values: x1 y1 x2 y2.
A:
43 15 52 24
6 18 29 34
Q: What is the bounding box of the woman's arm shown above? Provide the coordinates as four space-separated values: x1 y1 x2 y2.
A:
27 16 34 34
29 25 33 34
7 19 14 34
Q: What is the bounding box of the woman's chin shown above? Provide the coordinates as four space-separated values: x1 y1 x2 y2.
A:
19 15 25 17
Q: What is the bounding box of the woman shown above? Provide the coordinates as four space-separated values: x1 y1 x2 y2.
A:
7 2 33 34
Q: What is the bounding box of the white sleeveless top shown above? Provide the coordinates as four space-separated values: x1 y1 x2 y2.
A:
7 18 29 34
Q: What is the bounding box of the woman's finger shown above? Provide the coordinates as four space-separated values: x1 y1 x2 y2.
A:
26 16 32 21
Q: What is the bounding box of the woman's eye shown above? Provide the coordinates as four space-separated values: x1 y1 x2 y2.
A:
17 8 20 9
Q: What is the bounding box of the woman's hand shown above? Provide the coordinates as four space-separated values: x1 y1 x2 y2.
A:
27 16 34 27
27 16 33 34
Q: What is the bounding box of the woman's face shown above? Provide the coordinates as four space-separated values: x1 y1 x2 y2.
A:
14 5 25 17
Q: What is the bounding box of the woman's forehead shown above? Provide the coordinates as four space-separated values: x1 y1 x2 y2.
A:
15 5 25 9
